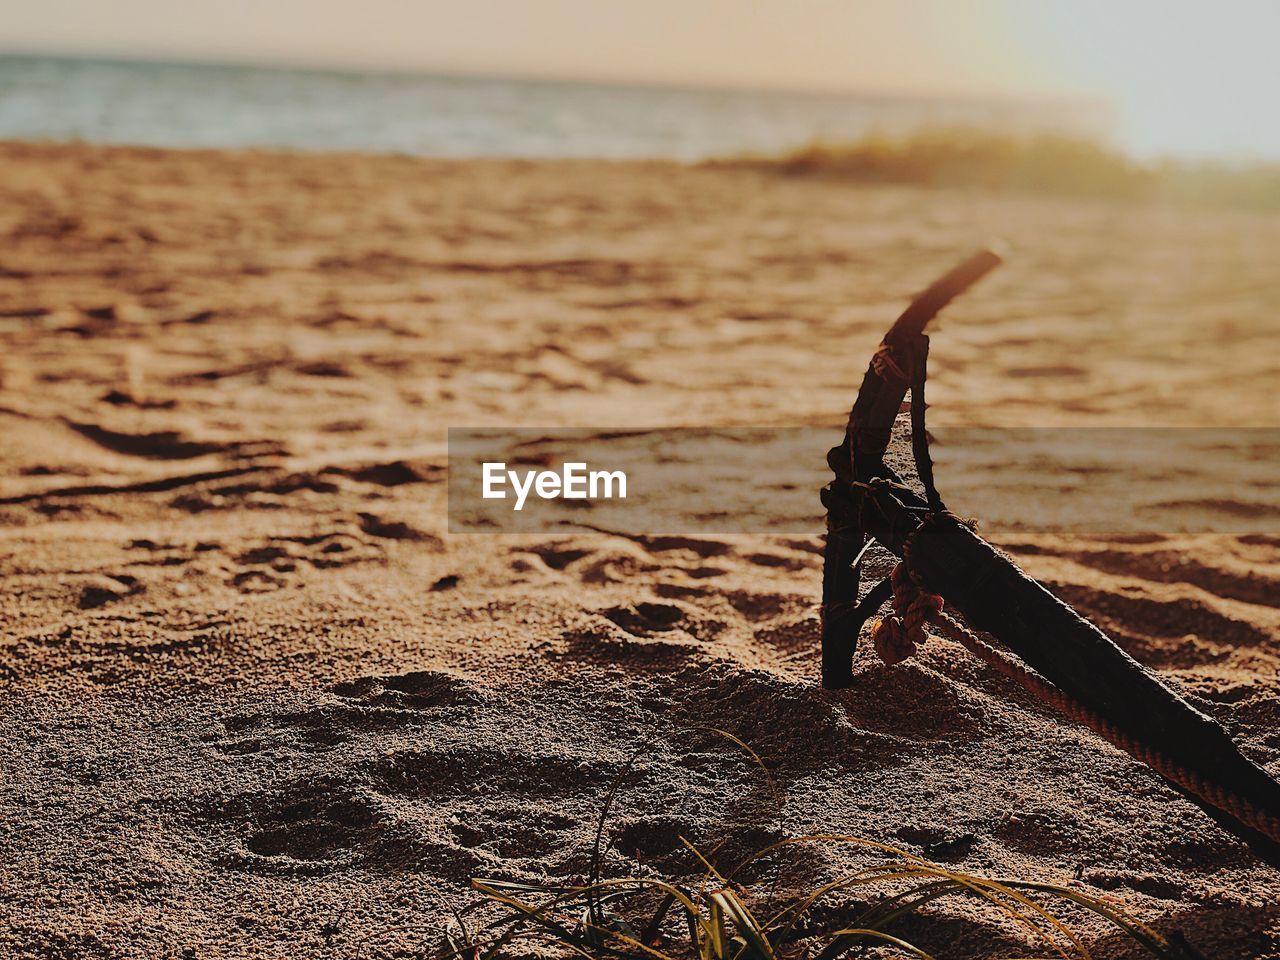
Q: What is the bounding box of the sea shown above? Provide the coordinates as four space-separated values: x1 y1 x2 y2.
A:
0 54 1110 160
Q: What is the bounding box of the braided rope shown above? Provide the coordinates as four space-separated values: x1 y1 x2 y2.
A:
871 557 1280 847
870 564 943 666
930 609 1280 846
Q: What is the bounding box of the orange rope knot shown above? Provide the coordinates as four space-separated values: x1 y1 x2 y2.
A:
871 562 944 666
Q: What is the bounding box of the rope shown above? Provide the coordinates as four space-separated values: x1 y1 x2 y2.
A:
867 556 1280 847
869 563 943 666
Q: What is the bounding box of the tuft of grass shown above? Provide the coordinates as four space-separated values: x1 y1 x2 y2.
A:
712 128 1280 209
445 734 1205 960
459 845 1199 960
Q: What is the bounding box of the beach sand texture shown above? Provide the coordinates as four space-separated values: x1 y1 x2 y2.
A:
1 142 1279 957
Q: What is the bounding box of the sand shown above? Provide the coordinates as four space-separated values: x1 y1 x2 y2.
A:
0 141 1278 958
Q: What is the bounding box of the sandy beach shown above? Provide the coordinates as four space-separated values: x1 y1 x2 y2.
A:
1 141 1279 957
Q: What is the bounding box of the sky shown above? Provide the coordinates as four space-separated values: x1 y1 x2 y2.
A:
5 0 1280 159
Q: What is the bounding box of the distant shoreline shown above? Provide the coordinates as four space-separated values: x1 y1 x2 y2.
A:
0 53 1109 161
0 49 1107 111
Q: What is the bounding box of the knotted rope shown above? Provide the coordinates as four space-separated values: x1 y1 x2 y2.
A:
870 562 943 666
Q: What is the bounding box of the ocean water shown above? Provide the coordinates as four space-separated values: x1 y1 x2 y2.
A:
0 55 1109 159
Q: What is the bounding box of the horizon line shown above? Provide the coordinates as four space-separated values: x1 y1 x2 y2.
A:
0 46 1112 113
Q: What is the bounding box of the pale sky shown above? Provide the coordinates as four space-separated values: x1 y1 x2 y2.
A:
6 0 1280 158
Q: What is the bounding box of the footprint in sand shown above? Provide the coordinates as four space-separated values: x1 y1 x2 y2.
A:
201 670 595 878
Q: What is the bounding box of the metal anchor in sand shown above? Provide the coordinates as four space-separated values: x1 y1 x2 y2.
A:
820 248 1280 869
